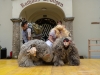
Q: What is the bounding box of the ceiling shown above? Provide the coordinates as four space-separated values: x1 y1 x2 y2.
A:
20 2 65 23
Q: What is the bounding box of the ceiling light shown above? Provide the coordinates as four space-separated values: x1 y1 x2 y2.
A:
42 8 47 11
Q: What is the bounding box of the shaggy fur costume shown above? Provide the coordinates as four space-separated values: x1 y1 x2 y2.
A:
18 39 53 67
49 25 70 38
52 37 80 66
18 25 80 67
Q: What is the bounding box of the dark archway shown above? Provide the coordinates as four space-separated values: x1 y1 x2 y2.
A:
35 18 56 41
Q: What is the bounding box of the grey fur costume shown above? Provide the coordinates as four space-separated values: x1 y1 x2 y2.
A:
18 38 80 67
18 39 53 67
53 37 80 66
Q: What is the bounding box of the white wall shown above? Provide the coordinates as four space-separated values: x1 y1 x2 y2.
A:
0 0 100 58
73 0 100 58
0 0 12 56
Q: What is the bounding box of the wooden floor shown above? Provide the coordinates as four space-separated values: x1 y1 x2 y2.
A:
0 59 100 75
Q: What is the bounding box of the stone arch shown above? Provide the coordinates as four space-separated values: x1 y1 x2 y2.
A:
19 2 65 23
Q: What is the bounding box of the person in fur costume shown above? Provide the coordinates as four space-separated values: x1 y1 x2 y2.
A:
46 24 70 47
52 37 80 66
18 39 53 67
18 25 72 67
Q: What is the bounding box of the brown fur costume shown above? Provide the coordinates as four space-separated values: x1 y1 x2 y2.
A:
52 37 80 66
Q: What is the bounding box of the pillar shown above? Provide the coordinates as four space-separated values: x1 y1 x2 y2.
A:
11 18 21 58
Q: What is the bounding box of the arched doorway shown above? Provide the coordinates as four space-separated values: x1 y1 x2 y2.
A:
19 2 65 41
19 2 65 22
35 18 56 41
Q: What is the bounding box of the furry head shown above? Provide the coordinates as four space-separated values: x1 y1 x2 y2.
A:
50 25 70 38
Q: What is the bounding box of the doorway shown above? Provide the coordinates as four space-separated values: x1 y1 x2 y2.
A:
35 18 56 41
19 2 65 41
